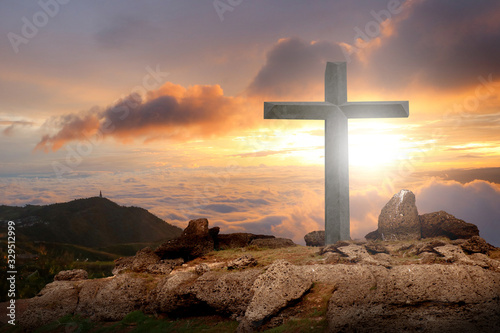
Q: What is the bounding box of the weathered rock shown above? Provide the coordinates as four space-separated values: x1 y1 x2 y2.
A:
336 244 377 264
326 264 500 332
249 237 296 249
113 247 182 275
243 260 312 328
461 235 495 254
228 254 257 270
434 244 474 264
19 281 79 330
76 273 154 321
155 218 215 261
194 269 262 317
304 230 325 247
217 233 275 250
146 272 199 314
378 189 421 241
54 269 88 281
420 211 479 240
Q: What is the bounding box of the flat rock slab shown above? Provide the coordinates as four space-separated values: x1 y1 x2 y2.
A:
243 260 312 326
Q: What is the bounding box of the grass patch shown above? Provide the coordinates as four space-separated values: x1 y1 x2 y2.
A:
2 312 239 333
191 246 322 268
263 317 328 333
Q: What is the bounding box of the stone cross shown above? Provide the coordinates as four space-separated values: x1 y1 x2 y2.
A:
264 62 409 245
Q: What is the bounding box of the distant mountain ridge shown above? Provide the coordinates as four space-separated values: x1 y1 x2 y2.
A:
0 197 182 248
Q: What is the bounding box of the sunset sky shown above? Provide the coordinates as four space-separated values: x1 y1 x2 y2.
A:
1 0 499 246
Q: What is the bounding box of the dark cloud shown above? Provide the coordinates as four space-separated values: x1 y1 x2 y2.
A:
364 0 500 89
416 167 500 185
246 37 345 99
35 83 250 152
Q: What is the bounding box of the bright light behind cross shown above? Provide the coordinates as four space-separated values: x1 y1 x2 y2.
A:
348 120 408 168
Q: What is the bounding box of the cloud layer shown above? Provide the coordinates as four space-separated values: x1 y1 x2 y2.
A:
2 166 498 246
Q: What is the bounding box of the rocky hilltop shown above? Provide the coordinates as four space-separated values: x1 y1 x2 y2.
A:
8 190 500 332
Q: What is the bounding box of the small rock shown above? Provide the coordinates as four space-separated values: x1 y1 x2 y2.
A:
249 238 296 249
195 263 210 275
228 254 257 270
54 269 88 281
304 231 325 247
336 244 377 264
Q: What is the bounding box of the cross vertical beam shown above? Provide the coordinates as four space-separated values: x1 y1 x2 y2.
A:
264 62 409 245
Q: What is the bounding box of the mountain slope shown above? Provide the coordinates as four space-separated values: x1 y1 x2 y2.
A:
0 197 182 248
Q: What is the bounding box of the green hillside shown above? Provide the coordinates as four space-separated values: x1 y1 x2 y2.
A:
0 197 183 248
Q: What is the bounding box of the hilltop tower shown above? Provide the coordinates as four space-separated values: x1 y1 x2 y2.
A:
99 190 103 198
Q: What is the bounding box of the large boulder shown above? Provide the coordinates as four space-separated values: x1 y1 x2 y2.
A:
217 233 275 250
376 189 421 241
420 211 479 240
155 218 215 261
304 230 325 247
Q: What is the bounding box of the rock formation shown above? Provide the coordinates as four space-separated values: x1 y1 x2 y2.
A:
304 230 325 246
365 190 484 243
155 218 215 261
420 210 479 239
377 189 421 241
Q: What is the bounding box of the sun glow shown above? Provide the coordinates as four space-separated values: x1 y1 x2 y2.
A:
348 121 408 169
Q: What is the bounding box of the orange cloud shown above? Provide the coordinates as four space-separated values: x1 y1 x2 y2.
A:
35 82 253 152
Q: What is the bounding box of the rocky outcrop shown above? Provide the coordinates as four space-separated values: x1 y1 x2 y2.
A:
304 230 325 247
54 269 88 281
216 233 275 250
420 211 480 239
365 191 484 245
249 237 296 249
378 189 421 241
17 241 500 331
155 218 215 261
